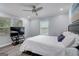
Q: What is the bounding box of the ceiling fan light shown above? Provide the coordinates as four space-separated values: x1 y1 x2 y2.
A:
60 8 64 11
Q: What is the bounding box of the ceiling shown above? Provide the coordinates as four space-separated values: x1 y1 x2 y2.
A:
0 3 72 19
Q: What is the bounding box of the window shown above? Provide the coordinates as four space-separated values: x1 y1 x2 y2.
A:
40 20 48 35
0 17 10 35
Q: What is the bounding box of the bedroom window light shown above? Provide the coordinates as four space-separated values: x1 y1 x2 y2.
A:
40 20 48 35
0 17 10 35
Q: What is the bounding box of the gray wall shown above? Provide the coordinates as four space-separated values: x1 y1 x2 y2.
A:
49 14 71 36
22 18 40 38
0 35 12 47
22 18 30 38
27 14 71 37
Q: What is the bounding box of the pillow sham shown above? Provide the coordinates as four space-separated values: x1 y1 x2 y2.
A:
71 34 79 47
62 31 79 47
62 35 75 47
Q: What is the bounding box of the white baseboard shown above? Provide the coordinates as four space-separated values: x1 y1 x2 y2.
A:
0 42 12 48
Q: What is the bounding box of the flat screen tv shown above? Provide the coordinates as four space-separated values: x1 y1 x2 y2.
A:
10 27 24 36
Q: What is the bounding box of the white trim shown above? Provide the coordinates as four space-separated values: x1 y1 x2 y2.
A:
0 42 12 48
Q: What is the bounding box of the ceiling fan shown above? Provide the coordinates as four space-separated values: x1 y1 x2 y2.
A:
23 5 43 16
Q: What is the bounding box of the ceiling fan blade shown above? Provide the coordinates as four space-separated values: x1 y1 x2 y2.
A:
23 10 32 11
23 4 40 7
36 7 43 11
23 5 34 7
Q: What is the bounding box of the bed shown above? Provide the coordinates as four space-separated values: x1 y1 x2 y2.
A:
20 35 78 56
20 22 79 56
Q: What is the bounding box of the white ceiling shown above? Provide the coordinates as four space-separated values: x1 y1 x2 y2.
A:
0 3 72 19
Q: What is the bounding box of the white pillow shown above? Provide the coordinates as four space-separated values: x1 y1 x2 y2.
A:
62 31 79 47
71 34 79 47
63 31 73 37
62 35 75 47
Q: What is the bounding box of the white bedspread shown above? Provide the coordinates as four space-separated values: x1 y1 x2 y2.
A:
20 35 78 56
